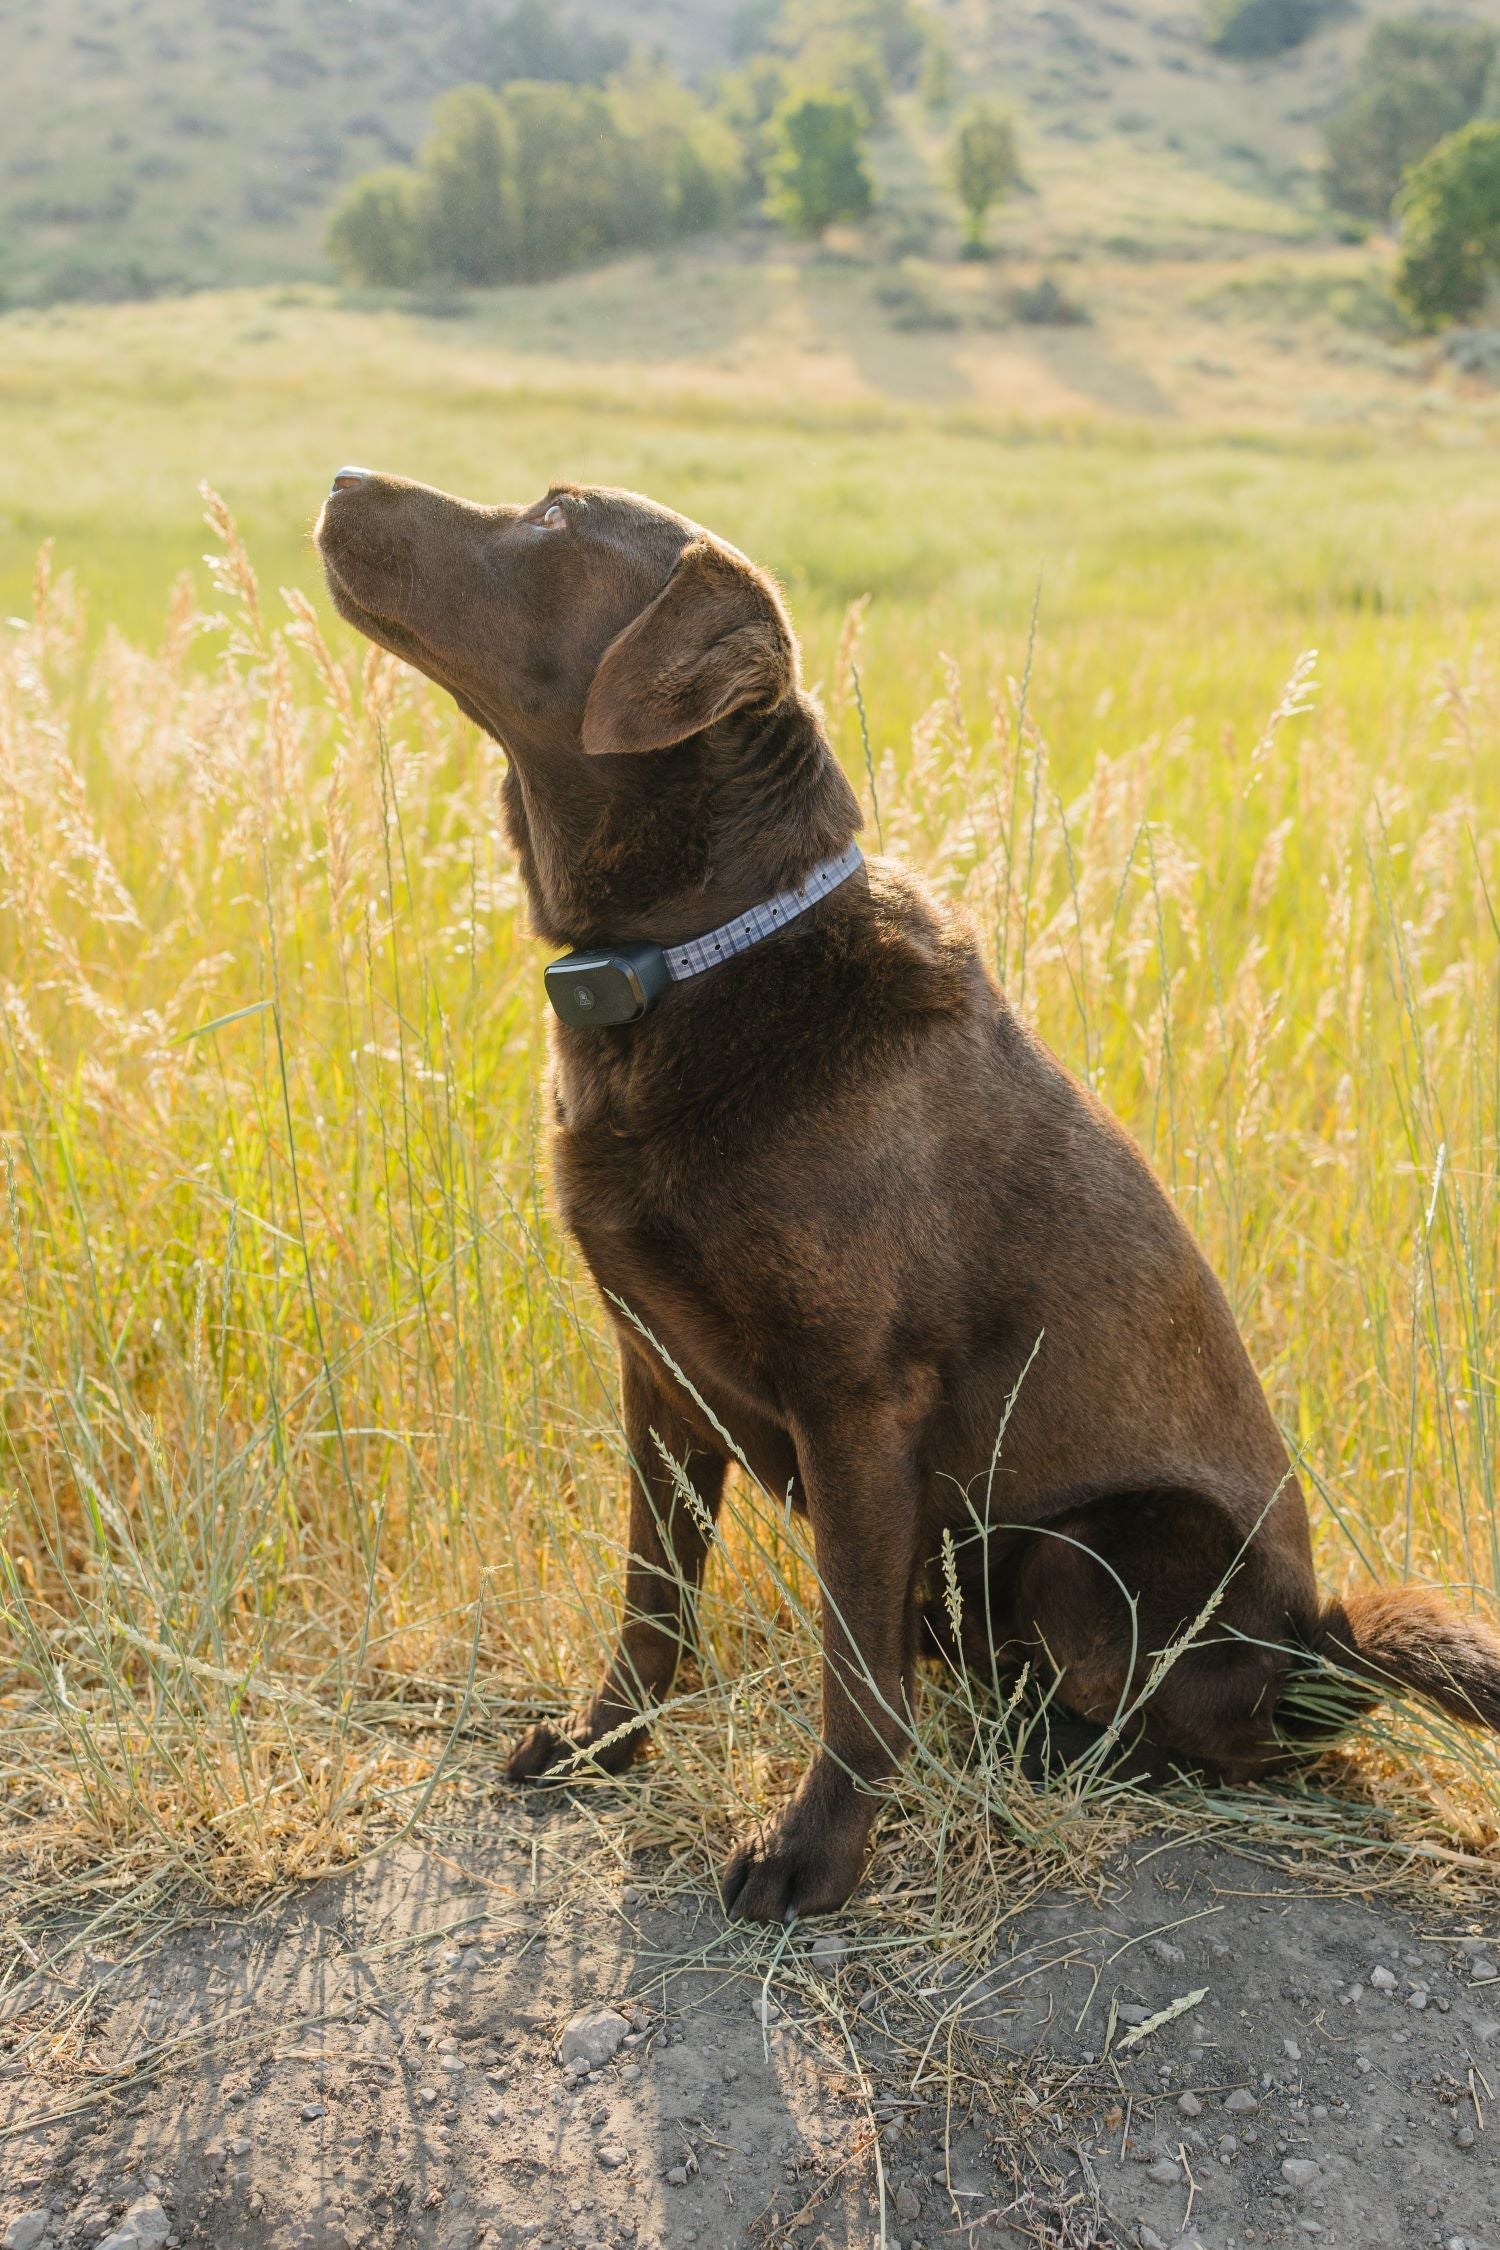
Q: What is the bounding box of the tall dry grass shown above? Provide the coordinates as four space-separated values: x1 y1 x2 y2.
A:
1 498 1497 1971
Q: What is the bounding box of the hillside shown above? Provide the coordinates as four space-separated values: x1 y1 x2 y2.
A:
0 0 741 304
6 0 1500 306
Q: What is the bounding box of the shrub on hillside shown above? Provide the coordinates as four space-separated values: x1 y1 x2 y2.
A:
1202 0 1333 62
1395 119 1500 326
326 78 746 290
473 0 627 89
1324 17 1500 221
765 92 873 238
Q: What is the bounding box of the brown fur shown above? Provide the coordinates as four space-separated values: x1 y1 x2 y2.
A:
316 469 1500 1923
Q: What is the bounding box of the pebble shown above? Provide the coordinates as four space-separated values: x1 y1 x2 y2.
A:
1224 2089 1259 2114
665 2166 690 2188
1281 2158 1320 2190
1176 2093 1202 2117
1283 2038 1301 2060
894 2186 921 2221
1146 2158 1181 2185
2 2217 51 2250
753 1992 782 2028
808 1931 849 1969
228 2136 252 2157
1455 2123 1476 2148
1149 1939 1186 1966
1137 2228 1168 2250
560 2008 631 2069
597 2146 628 2170
93 2200 170 2250
1470 1957 1498 1983
1117 2005 1152 2027
418 2086 438 2106
1370 1966 1397 1991
1406 1989 1429 2010
300 2102 325 2121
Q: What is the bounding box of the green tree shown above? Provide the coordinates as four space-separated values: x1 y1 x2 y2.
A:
326 169 423 287
950 101 1019 253
419 86 516 284
1396 119 1500 326
765 92 872 238
1324 17 1499 221
326 73 747 290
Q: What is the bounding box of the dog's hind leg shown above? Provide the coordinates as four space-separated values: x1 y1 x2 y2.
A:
508 1345 728 1781
1004 1494 1305 1784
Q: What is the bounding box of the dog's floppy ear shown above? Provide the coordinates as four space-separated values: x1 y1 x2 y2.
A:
581 538 798 757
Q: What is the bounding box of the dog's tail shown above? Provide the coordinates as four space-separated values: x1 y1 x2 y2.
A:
1313 1586 1500 1734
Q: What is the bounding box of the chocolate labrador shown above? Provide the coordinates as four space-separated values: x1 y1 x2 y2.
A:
316 468 1500 1922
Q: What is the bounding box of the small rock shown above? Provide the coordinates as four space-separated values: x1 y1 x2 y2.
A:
597 2147 628 2170
1118 2005 1152 2027
560 2008 631 2069
1282 2038 1301 2060
1224 2089 1259 2114
1150 1940 1186 1966
3 2216 51 2250
1281 2158 1321 2190
808 1931 849 1969
120 2201 169 2250
1176 2092 1202 2118
418 2086 438 2106
228 2136 252 2157
300 2102 325 2121
1370 1966 1397 1991
1137 2228 1168 2250
753 1992 782 2028
894 2187 921 2223
1469 1957 1498 1983
1454 2123 1476 2148
665 2167 689 2188
1146 2158 1181 2186
440 2056 465 2073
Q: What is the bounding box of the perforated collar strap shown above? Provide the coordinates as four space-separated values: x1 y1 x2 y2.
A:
661 839 865 984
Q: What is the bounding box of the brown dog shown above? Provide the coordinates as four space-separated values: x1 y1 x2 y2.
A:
316 468 1500 1922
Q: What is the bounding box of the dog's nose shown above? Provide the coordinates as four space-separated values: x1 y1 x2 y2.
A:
329 465 371 495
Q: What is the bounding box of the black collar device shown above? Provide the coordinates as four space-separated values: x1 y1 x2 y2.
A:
542 840 866 1030
544 942 672 1028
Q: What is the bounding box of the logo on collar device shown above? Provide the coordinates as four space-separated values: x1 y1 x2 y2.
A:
544 840 865 1029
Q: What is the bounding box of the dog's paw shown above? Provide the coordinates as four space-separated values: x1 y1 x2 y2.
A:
720 1809 868 1924
505 1716 641 1784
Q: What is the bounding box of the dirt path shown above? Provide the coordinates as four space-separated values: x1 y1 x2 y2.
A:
3 1801 1497 2250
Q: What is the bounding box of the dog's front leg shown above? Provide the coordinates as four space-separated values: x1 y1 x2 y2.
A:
722 1413 923 1922
508 1347 727 1782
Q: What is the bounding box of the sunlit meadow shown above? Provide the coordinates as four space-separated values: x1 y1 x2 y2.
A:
1 309 1498 1964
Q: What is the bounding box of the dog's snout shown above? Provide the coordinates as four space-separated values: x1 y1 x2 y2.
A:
329 465 372 495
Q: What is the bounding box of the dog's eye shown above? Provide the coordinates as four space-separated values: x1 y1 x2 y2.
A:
539 502 567 530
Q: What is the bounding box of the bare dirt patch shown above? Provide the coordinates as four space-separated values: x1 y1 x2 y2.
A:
4 1800 1497 2250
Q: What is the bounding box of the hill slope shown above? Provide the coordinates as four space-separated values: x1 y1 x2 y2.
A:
7 0 1500 303
0 0 740 302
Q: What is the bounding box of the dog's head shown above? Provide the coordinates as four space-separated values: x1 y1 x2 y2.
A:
315 470 799 763
314 468 858 943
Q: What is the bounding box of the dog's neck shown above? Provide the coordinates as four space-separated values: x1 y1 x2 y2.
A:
499 691 862 950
